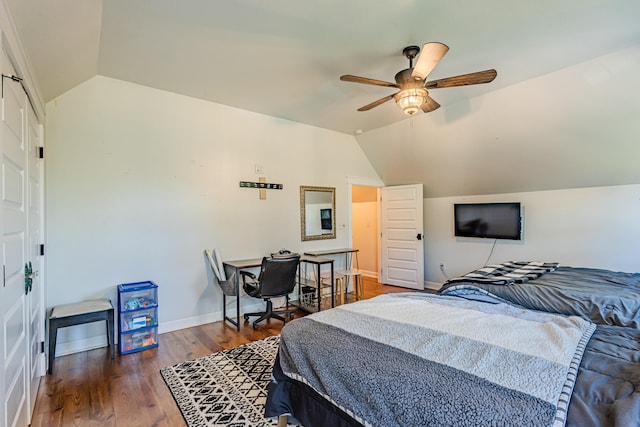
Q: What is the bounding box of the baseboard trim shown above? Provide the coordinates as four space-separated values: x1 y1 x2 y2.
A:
359 269 377 278
424 281 442 291
54 335 110 357
158 300 267 334
52 300 270 356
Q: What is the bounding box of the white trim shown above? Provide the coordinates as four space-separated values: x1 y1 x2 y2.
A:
424 281 442 291
358 269 378 279
158 300 266 334
54 335 110 358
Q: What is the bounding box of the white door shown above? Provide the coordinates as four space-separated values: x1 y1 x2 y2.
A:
0 50 30 427
381 184 424 289
26 105 44 418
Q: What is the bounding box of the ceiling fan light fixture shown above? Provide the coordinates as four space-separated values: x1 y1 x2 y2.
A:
395 88 428 115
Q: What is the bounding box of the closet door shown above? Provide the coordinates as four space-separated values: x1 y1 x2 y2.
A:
0 47 29 427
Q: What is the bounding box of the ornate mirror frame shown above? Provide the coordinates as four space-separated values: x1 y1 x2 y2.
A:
300 185 336 241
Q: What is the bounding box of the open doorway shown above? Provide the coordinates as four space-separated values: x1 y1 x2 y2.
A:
351 185 380 279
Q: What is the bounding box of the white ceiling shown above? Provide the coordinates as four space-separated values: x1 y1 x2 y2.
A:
5 0 640 197
7 0 640 135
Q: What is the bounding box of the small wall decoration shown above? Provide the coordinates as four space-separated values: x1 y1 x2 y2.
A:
240 178 283 199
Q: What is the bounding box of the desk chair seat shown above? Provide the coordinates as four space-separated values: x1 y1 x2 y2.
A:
48 299 115 374
241 255 300 330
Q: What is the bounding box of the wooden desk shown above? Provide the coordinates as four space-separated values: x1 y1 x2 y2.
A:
304 248 359 270
222 255 335 330
304 248 361 301
298 255 335 313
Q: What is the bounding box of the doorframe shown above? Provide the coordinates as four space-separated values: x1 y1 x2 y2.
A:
34 121 46 378
345 176 384 276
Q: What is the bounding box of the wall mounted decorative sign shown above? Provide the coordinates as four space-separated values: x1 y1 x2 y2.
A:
240 178 283 199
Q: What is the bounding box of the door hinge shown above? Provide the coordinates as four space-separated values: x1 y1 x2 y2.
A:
38 146 44 159
39 244 45 256
40 341 45 353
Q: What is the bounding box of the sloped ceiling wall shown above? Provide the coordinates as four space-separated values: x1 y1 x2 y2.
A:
356 45 640 198
3 0 639 198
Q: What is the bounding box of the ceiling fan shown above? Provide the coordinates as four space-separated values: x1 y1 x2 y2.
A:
340 43 497 115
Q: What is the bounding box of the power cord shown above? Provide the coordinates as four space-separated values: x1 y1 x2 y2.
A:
440 263 451 280
484 239 498 266
439 239 498 282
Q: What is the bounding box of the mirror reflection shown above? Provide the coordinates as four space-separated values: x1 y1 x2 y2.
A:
300 186 336 241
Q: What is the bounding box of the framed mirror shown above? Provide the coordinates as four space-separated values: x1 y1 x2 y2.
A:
300 186 336 241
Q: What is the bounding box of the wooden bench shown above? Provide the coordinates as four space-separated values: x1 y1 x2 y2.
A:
48 299 115 374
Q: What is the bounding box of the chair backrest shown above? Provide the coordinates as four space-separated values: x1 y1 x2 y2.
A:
257 255 300 298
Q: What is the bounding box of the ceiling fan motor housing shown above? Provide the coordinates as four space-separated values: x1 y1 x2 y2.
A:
395 69 425 88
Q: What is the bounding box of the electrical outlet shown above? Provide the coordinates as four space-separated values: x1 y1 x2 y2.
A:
254 164 264 174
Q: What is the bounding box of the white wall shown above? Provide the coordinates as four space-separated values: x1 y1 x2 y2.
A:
45 76 381 354
424 184 640 287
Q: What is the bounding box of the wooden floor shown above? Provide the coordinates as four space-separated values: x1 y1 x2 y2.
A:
31 278 409 427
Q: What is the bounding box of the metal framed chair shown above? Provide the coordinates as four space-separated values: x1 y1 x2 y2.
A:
241 255 300 329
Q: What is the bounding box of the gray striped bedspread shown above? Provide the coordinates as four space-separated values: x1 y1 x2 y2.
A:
275 293 595 427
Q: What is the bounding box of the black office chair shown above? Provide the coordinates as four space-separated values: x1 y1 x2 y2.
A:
241 255 300 330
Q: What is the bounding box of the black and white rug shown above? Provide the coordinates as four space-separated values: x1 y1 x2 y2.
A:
161 335 288 427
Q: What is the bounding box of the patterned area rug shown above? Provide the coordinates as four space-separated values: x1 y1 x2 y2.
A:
161 335 287 427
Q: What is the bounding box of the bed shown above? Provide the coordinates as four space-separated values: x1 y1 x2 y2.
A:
265 262 640 427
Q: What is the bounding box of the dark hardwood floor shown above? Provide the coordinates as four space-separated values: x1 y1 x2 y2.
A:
31 278 409 427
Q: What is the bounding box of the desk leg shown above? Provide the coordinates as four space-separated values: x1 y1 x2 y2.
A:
235 270 240 330
223 293 227 324
316 264 321 313
223 267 241 331
330 263 335 308
344 252 351 294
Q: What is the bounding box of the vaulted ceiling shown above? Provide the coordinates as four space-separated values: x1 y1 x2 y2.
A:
6 0 640 197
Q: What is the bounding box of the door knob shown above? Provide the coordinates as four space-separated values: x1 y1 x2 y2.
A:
416 233 423 240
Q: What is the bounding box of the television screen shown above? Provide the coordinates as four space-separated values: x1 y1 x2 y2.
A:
320 208 332 230
454 203 522 240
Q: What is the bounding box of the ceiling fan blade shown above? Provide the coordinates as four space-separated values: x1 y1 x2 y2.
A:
421 96 440 113
340 75 399 88
411 42 449 80
425 69 497 89
357 94 395 111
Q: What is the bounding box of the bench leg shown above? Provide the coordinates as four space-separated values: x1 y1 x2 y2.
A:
48 319 58 374
107 308 115 359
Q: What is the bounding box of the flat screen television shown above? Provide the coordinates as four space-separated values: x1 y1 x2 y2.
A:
454 202 522 240
320 208 332 230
